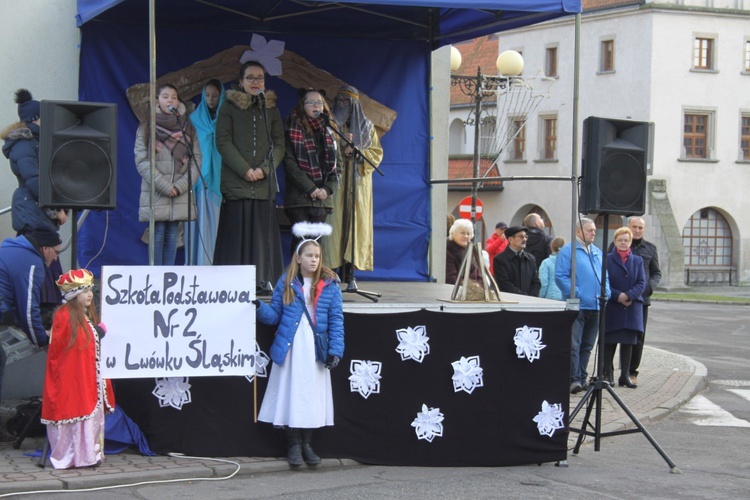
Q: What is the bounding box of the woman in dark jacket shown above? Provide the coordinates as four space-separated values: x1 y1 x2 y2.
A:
445 219 483 287
283 89 339 255
604 227 646 388
2 89 67 312
214 61 285 288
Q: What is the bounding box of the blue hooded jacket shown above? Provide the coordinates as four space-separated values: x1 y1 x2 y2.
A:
0 235 50 346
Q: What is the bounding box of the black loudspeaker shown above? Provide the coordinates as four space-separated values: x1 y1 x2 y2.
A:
39 100 117 210
579 116 653 216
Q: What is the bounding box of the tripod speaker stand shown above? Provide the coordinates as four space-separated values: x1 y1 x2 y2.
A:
567 213 680 473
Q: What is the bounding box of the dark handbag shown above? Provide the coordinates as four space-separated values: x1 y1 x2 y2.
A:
302 303 328 363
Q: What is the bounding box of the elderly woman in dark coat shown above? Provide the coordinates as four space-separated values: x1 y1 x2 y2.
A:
604 226 646 388
445 219 483 286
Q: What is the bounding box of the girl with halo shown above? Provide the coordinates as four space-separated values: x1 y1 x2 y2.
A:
255 222 344 467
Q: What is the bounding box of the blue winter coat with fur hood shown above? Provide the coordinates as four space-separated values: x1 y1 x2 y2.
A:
257 273 344 366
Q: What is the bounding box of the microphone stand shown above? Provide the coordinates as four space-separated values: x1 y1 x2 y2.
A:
321 113 383 302
258 92 275 296
174 107 198 265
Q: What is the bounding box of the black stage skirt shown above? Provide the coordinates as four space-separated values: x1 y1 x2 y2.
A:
213 199 283 287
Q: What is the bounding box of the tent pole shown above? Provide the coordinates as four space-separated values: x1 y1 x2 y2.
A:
569 13 582 297
148 0 157 266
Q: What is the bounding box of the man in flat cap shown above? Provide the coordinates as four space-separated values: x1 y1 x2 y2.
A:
493 226 540 296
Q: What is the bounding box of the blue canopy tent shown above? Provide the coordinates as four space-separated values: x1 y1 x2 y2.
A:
74 0 580 280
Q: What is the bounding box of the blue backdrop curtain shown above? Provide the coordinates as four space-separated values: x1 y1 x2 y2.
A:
74 0 580 280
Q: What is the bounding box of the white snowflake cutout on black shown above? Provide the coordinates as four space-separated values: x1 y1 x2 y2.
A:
451 355 484 394
514 325 546 363
533 400 565 437
245 342 270 383
348 360 382 399
395 325 430 363
411 404 444 442
152 377 192 410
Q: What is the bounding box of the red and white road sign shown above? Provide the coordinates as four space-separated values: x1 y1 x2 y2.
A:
458 196 483 220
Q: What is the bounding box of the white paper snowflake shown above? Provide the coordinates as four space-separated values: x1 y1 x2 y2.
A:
514 325 546 363
411 404 444 442
532 400 565 437
451 355 484 394
239 34 285 76
245 342 270 383
395 325 430 363
152 377 192 410
348 360 382 399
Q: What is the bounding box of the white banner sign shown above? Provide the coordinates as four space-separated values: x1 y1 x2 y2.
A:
100 266 256 378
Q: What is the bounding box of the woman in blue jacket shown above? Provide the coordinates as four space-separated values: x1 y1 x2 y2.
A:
604 227 646 388
256 224 344 466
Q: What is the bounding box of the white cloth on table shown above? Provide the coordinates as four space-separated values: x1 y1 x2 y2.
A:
258 277 334 428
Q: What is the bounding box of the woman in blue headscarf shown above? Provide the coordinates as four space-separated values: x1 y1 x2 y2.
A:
188 79 225 265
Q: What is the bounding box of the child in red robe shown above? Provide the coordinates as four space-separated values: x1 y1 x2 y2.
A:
41 269 115 469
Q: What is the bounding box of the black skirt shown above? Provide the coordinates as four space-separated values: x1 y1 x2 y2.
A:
604 328 638 345
213 199 283 287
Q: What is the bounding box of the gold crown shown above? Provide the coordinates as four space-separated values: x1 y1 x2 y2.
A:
56 269 94 294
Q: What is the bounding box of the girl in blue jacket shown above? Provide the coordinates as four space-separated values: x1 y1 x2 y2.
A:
256 227 344 467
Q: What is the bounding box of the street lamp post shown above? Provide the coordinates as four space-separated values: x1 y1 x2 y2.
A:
447 49 524 301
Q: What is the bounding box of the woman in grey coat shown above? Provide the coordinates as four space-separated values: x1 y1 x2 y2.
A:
134 83 201 265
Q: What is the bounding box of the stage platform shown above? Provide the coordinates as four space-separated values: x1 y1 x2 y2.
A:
337 280 569 313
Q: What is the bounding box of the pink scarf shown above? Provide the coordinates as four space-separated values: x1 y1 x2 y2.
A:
616 247 631 263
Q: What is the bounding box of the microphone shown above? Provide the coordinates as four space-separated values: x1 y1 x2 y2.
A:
318 111 330 122
167 104 180 116
257 90 266 101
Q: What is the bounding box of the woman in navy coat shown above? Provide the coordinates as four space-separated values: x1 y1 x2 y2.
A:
604 227 646 388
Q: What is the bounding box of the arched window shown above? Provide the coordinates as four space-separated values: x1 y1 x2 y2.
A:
449 118 465 155
682 208 732 267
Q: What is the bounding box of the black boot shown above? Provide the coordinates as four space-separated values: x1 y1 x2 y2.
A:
285 427 303 466
301 429 321 465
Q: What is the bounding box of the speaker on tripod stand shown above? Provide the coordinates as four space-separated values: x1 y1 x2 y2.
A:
567 117 678 472
579 116 653 216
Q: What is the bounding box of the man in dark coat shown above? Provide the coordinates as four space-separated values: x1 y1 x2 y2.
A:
523 213 552 270
626 217 661 384
493 226 540 296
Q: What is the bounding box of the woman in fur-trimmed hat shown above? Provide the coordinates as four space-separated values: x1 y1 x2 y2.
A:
41 269 115 469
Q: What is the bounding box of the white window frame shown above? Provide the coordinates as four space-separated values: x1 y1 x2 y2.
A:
506 116 527 162
537 114 558 162
598 37 615 74
691 33 718 73
739 111 750 162
680 107 717 161
545 44 558 78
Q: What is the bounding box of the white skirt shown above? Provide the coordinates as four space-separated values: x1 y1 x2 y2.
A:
258 315 334 428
